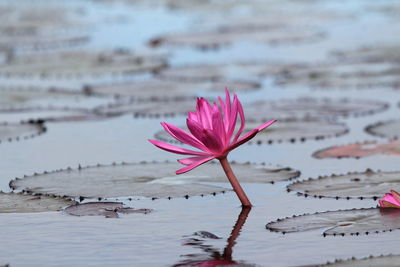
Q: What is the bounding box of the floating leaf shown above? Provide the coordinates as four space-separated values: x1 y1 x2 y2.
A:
287 169 400 199
266 208 400 236
313 140 400 159
0 106 106 123
275 61 400 90
365 120 400 139
0 192 74 213
0 121 45 143
244 98 388 120
94 97 199 117
155 119 348 145
177 161 300 183
0 87 106 110
156 62 302 82
96 97 388 119
0 5 89 51
150 26 324 49
314 254 400 267
64 202 151 218
84 79 259 99
10 161 299 199
10 162 230 199
0 50 166 78
333 45 400 64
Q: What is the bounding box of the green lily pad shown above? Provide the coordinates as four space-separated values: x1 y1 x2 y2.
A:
313 140 400 159
0 49 167 78
154 119 348 145
266 208 400 236
9 162 230 199
84 79 259 99
0 192 74 213
313 254 400 267
365 120 400 139
0 121 45 143
64 202 152 218
287 169 400 199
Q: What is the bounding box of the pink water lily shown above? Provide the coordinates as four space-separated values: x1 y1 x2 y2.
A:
379 190 400 209
149 89 276 207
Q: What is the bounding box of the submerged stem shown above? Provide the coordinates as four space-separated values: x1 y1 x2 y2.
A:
219 157 252 207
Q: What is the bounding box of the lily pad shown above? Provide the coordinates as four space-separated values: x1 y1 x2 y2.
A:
94 97 198 117
0 106 105 123
287 169 400 200
314 254 400 267
0 87 102 110
333 45 400 64
155 119 348 145
365 120 400 139
266 208 400 236
244 98 388 120
150 26 324 49
0 192 74 213
275 62 400 90
64 202 152 218
0 49 167 78
0 5 89 51
0 121 45 143
84 79 260 100
96 97 388 119
9 162 229 199
9 161 300 199
156 62 303 82
313 140 400 159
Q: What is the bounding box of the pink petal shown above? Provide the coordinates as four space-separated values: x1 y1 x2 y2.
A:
176 156 215 174
188 111 199 123
390 190 400 204
200 129 225 152
198 98 213 129
161 122 208 152
218 95 230 133
255 119 277 131
225 88 231 117
228 120 276 151
232 95 245 143
226 94 238 141
187 118 224 153
379 200 400 208
178 155 212 166
211 108 226 146
382 193 399 205
148 139 208 156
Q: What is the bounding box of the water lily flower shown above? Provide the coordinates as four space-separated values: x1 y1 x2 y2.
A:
149 89 276 207
378 190 400 209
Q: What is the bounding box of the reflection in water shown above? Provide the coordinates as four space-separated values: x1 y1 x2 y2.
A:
173 207 254 267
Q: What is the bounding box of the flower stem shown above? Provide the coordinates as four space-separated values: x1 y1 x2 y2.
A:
219 157 252 207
